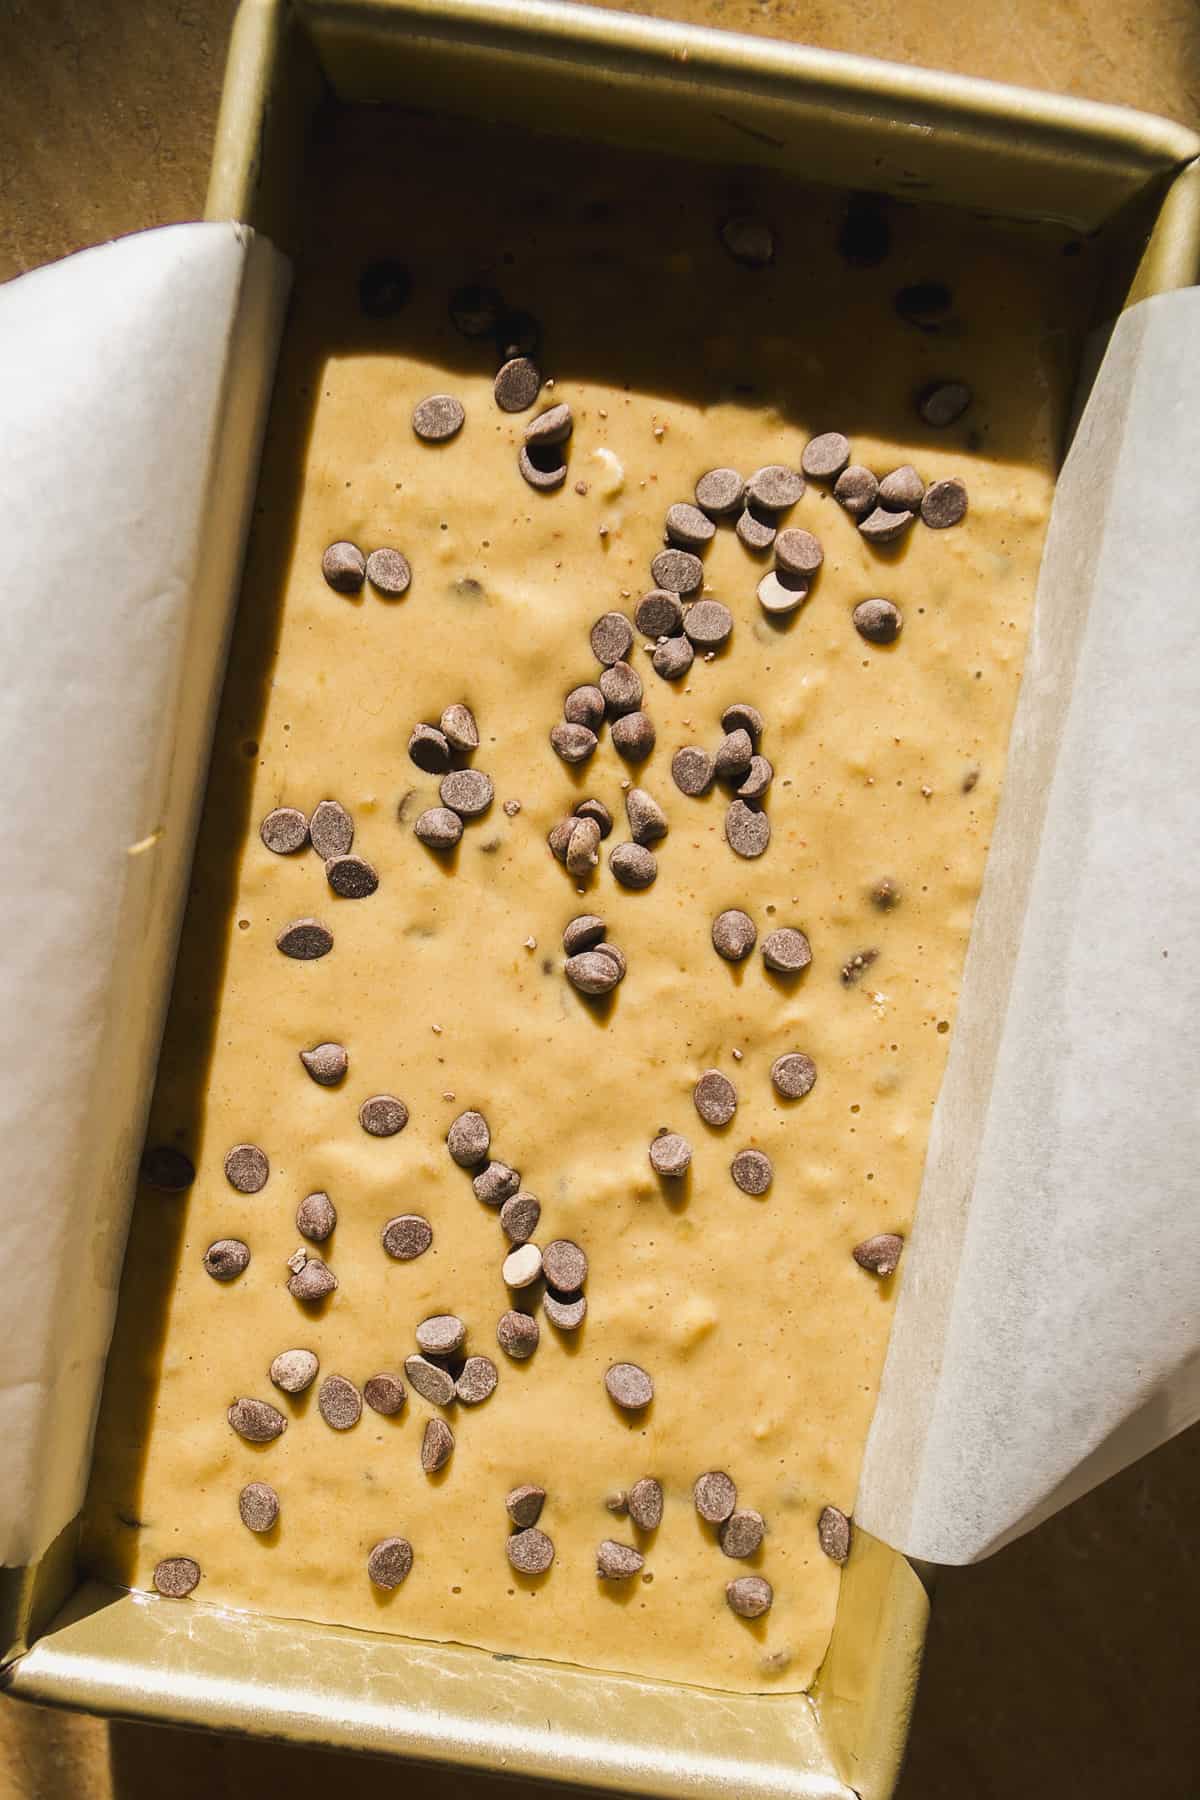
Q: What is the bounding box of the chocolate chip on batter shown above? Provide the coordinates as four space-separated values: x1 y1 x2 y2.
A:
238 1481 279 1533
575 797 613 837
422 1417 455 1473
756 569 809 616
721 701 764 742
714 728 753 782
456 1355 499 1405
270 1348 318 1393
497 1309 540 1360
287 1255 337 1302
563 914 607 955
224 1144 268 1193
801 432 851 481
609 840 657 888
653 636 694 681
309 799 354 860
852 1233 904 1277
382 1214 433 1260
228 1397 287 1443
683 599 733 650
417 1314 467 1356
318 1375 362 1431
519 444 568 491
276 917 334 960
447 1110 490 1170
364 1373 407 1416
747 465 803 512
494 356 541 412
543 1289 587 1330
771 1052 818 1099
367 1536 414 1589
610 712 656 761
775 528 824 579
762 927 812 974
665 502 716 550
542 1239 587 1291
600 660 643 717
449 282 503 338
140 1145 196 1191
671 745 715 796
360 1095 409 1137
299 1041 348 1086
694 1470 737 1523
736 507 777 553
204 1238 249 1281
524 402 573 450
604 1363 653 1410
409 724 451 773
405 1354 456 1406
636 589 684 638
441 768 493 819
325 854 379 899
473 1161 521 1206
628 1477 664 1531
501 1190 541 1243
833 465 879 519
694 1069 737 1126
853 597 903 643
918 380 972 427
566 816 601 878
818 1504 852 1564
365 548 412 597
590 611 634 666
650 548 703 596
551 721 598 764
413 393 465 442
597 1539 645 1579
859 507 914 545
695 468 745 518
719 213 775 267
153 1557 201 1598
738 755 773 801
506 1484 546 1527
439 702 479 752
550 819 576 863
296 1190 336 1242
878 465 925 512
725 800 771 858
260 806 308 854
566 950 624 995
503 1242 543 1289
321 541 365 593
649 1132 692 1178
564 684 606 730
415 807 463 850
726 1575 773 1618
731 1149 773 1195
507 1527 554 1573
921 477 968 529
871 876 901 910
712 909 757 961
625 787 668 845
720 1508 765 1559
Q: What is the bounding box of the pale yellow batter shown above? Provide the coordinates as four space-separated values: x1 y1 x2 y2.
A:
83 107 1089 1692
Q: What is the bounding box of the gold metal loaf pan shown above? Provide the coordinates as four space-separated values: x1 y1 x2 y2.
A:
3 4 1197 1798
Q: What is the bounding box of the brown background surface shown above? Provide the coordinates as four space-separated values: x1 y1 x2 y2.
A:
0 1 1197 1795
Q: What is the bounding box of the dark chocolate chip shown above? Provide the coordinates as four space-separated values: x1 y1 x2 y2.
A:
817 1504 852 1564
746 466 803 511
651 548 703 596
775 528 824 577
360 1095 409 1137
224 1144 268 1193
609 840 656 888
694 1069 737 1126
507 1527 554 1573
276 918 333 960
604 1363 653 1410
712 909 757 961
720 1509 765 1559
921 478 968 529
367 1536 414 1588
721 702 764 742
382 1214 433 1260
714 729 753 782
565 816 601 879
566 950 624 994
154 1557 201 1597
649 1132 691 1178
473 1161 521 1206
597 1539 644 1579
737 508 777 553
726 801 771 858
417 1313 466 1356
625 787 668 845
731 1149 773 1195
918 380 972 427
414 807 463 849
456 1355 498 1405
871 877 901 910
296 1190 336 1242
600 660 643 717
227 1397 287 1443
318 1374 362 1431
694 1470 737 1522
299 1041 348 1086
543 1289 587 1330
238 1482 279 1533
413 394 465 442
542 1239 587 1291
800 433 851 481
833 465 879 518
447 1109 489 1167
286 1255 337 1302
563 914 607 955
653 636 694 680
727 1575 773 1618
738 755 773 800
852 1234 904 1276
358 259 410 317
575 798 613 837
665 502 716 550
260 807 308 854
635 589 684 638
551 721 598 764
695 468 746 518
421 1417 455 1473
878 465 925 512
526 403 573 448
610 712 655 761
762 927 811 974
204 1238 249 1281
321 541 365 593
440 769 493 819
770 1052 818 1099
590 611 634 666
671 745 715 796
325 854 379 899
270 1348 319 1394
494 357 541 412
506 1483 546 1527
500 1190 541 1243
365 548 411 596
364 1373 407 1416
497 1309 540 1360
441 703 479 750
859 507 914 545
140 1145 195 1191
628 1477 664 1531
564 684 606 730
405 1354 456 1405
409 724 451 773
683 599 733 649
309 799 354 860
853 597 903 643
519 443 567 490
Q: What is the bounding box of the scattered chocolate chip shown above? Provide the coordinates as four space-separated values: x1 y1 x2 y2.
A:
543 1289 587 1330
473 1161 521 1206
321 541 365 593
519 443 567 490
694 1470 737 1523
683 599 733 649
507 1527 554 1573
358 259 410 317
551 721 598 764
801 432 851 481
414 806 463 850
818 1505 852 1563
726 800 771 858
878 465 925 512
299 1041 348 1086
497 1309 540 1360
636 589 684 638
365 547 412 597
595 940 629 979
141 1145 194 1191
651 548 703 596
506 1483 546 1527
575 797 613 837
542 1239 587 1291
524 403 573 450
653 635 694 680
628 1477 664 1531
326 854 379 899
714 729 753 781
296 1190 336 1242
318 1374 362 1431
921 477 968 529
456 1355 498 1405
918 380 972 427
417 1313 466 1356
405 1354 456 1405
838 192 890 267
853 1233 904 1276
360 1095 409 1137
439 704 479 752
859 507 914 546
563 914 606 955
694 1069 737 1126
270 1349 318 1394
549 820 575 864
833 465 879 518
738 755 773 800
446 1113 489 1172
597 1539 644 1579
871 877 900 910
364 1373 407 1415
566 949 624 994
501 1190 541 1243
367 1536 414 1589
720 1508 765 1559
736 508 777 553
671 745 716 796
421 1417 455 1473
609 840 657 888
238 1482 279 1533
412 394 465 442
731 1149 773 1196
287 1255 337 1302
154 1557 201 1598
712 909 757 961
495 309 542 361
600 660 644 717
503 798 522 815
853 598 903 643
771 1052 818 1099
440 769 493 819
276 918 334 960
719 214 775 267
762 927 812 974
381 1215 433 1261
756 569 809 616
775 527 824 577
727 1575 773 1618
665 502 716 550
695 468 745 518
260 806 308 854
610 712 655 761
224 1144 268 1193
747 465 803 511
564 684 606 730
604 1363 653 1410
625 787 668 845
449 282 502 338
649 1132 691 1178
309 799 354 860
409 724 451 773
566 816 601 878
494 357 541 412
228 1397 287 1443
590 611 634 666
204 1239 249 1281
503 1243 543 1288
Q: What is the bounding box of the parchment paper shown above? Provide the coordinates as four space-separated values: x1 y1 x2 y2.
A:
0 224 289 1568
857 287 1200 1563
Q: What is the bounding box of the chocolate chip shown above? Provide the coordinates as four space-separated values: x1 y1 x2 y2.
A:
852 1233 904 1276
296 1190 336 1242
665 502 716 550
604 1363 653 1410
566 816 601 878
575 798 613 837
449 282 502 338
818 1505 852 1563
473 1161 521 1206
853 597 903 643
227 1397 287 1443
726 801 771 858
365 548 412 597
775 528 824 577
611 712 655 761
439 702 479 751
358 259 410 316
507 1483 546 1527
719 214 775 267
801 433 851 481
871 876 901 910
440 769 493 819
456 1355 498 1404
566 950 624 994
921 477 968 529
551 721 598 764
714 729 753 782
299 1041 348 1086
501 1190 541 1243
326 854 379 898
838 192 890 267
731 1149 773 1195
309 799 354 860
422 1417 455 1473
409 724 451 773
276 917 334 960
321 541 365 593
563 914 606 955
833 465 879 518
878 465 925 512
653 636 694 680
747 465 803 511
381 1215 434 1263
694 1069 737 1126
625 787 667 845
683 599 733 649
519 444 567 490
503 1243 543 1288
224 1144 268 1193
771 1052 817 1098
609 841 656 888
895 280 952 326
542 1239 587 1290
415 807 463 850
140 1145 195 1191
722 701 764 741
445 1113 488 1173
154 1557 201 1598
270 1348 318 1394
564 685 606 730
417 1313 466 1356
364 1373 407 1415
694 1470 737 1522
287 1255 337 1301
636 589 684 638
726 1575 773 1618
671 745 715 796
738 755 773 800
497 1309 540 1360
260 806 308 854
204 1238 249 1281
360 1095 409 1137
590 611 634 665
525 402 573 449
413 393 465 442
859 507 914 545
405 1354 456 1405
600 660 643 717
756 569 809 616
543 1289 587 1330
695 467 746 517
712 910 756 961
720 1509 765 1559
651 548 703 596
736 507 777 553
494 357 541 412
918 380 972 427
507 1527 554 1573
318 1374 362 1431
649 1132 691 1177
367 1537 414 1589
762 927 811 974
628 1477 664 1531
495 309 542 361
238 1482 279 1533
597 1539 645 1579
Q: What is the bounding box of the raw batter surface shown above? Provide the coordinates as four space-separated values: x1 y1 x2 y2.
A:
84 107 1088 1691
